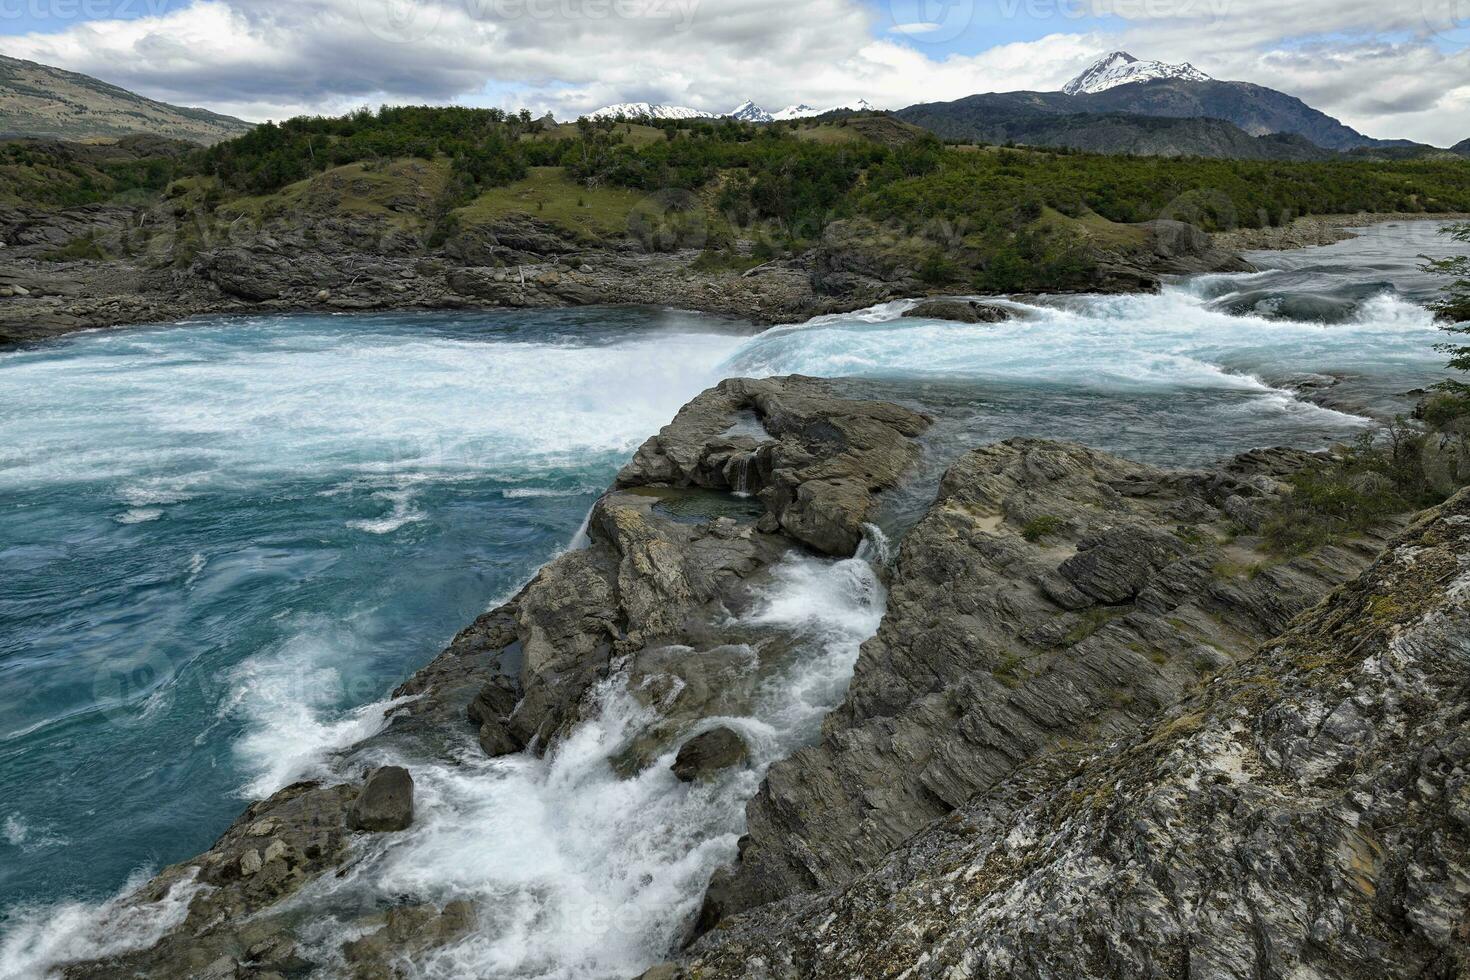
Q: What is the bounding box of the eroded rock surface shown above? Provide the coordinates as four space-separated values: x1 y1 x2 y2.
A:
346 766 413 833
672 727 750 783
700 439 1399 922
681 487 1470 979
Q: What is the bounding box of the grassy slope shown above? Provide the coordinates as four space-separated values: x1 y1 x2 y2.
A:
451 165 647 239
219 159 453 235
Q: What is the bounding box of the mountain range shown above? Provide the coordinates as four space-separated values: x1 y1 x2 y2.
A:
0 48 1463 163
0 54 251 145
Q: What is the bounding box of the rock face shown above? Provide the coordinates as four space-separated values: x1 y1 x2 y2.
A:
900 298 1011 323
53 385 1465 980
699 439 1397 924
347 766 414 832
681 487 1470 978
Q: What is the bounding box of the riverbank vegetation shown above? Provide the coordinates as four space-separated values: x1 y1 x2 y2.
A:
8 106 1470 229
5 107 1470 294
1262 223 1470 553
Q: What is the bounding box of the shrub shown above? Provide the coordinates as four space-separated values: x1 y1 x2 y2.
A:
1021 515 1065 543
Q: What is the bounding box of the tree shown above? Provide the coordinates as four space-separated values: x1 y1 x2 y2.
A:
1426 223 1470 390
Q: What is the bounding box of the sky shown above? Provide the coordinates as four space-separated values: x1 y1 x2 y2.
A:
0 0 1467 145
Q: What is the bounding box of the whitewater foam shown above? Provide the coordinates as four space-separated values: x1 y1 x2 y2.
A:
0 871 203 980
278 544 886 979
721 282 1441 427
225 616 414 798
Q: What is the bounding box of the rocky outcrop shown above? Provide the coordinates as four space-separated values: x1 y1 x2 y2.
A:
64 780 362 979
680 487 1470 978
617 376 931 556
57 377 929 979
1092 218 1255 292
900 298 1012 323
698 439 1397 924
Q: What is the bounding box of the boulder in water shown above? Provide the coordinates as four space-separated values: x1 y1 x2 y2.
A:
901 299 1011 324
672 728 749 782
348 766 414 833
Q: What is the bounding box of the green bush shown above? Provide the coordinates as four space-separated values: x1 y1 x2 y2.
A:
1021 515 1065 543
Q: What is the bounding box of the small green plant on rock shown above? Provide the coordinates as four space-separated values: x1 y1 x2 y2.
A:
1021 515 1065 543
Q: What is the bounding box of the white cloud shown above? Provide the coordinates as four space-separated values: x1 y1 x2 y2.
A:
3 0 1468 145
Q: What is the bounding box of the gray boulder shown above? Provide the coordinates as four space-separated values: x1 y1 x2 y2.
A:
347 766 414 833
901 299 1011 323
672 728 750 782
618 376 931 556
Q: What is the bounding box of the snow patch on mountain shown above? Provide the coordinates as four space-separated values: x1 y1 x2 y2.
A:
772 99 877 120
1063 52 1211 96
586 102 717 120
587 99 878 123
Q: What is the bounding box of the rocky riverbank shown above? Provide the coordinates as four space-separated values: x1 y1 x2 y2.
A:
49 375 1469 980
1212 211 1470 251
0 195 1251 345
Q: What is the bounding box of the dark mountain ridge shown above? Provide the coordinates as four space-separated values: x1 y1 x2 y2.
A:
895 93 1335 160
894 53 1451 160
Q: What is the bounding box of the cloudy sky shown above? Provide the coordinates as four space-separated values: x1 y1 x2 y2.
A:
2 0 1468 145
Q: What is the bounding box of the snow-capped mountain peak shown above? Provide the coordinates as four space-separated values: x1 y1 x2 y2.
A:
1062 52 1211 96
728 100 774 122
586 102 716 120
